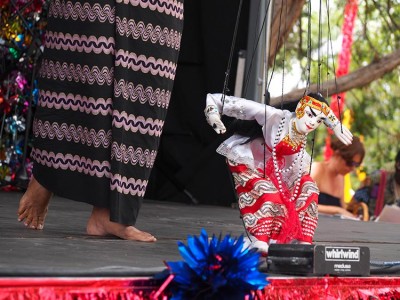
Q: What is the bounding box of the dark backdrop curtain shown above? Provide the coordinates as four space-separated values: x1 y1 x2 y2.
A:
145 0 250 206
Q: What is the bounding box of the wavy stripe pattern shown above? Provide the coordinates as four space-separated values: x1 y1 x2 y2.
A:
115 50 177 80
110 173 147 196
39 90 112 116
112 111 164 136
39 59 114 85
116 0 183 20
31 148 111 178
49 0 115 23
114 79 170 108
111 142 157 168
45 31 115 54
116 17 181 50
33 120 112 148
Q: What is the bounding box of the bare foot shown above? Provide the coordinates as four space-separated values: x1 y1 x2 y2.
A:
17 176 52 230
86 207 156 242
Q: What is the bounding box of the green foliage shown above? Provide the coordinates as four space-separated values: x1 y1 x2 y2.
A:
274 0 400 172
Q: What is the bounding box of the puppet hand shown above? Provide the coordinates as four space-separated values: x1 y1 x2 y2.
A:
333 124 353 145
204 105 226 134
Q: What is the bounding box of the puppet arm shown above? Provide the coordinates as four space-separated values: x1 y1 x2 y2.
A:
205 93 282 134
204 104 226 134
324 110 353 145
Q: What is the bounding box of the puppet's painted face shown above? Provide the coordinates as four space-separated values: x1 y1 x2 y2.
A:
294 96 328 134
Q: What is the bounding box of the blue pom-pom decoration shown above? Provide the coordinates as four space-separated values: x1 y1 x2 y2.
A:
165 229 269 299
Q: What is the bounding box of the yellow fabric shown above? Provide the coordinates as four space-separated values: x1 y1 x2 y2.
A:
344 174 353 203
342 109 356 203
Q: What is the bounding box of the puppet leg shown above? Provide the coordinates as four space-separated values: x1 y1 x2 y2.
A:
228 161 287 252
295 178 319 244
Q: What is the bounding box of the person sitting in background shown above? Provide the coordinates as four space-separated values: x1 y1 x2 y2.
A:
311 136 365 218
354 150 400 219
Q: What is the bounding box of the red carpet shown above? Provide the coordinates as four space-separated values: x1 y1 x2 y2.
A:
1 276 400 299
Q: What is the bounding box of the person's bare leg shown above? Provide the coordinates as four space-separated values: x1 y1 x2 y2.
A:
17 176 52 230
86 207 156 242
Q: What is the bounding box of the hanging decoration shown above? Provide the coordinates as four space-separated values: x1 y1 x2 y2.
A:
0 0 48 189
162 229 268 300
324 0 358 160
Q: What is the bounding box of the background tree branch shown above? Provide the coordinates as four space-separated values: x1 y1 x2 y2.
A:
270 48 400 104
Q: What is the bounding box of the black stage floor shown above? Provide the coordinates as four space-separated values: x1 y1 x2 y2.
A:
1 191 399 277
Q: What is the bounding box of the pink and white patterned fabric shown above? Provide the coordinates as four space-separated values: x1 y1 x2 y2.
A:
32 0 184 225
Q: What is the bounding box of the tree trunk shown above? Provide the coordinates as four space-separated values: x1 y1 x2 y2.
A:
270 48 400 104
269 0 306 65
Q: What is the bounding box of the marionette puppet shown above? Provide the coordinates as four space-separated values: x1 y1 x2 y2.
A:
204 93 353 254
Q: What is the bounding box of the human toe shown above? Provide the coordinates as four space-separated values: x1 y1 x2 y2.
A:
37 216 45 230
17 207 29 221
149 237 157 242
142 234 156 242
29 217 41 230
24 216 33 228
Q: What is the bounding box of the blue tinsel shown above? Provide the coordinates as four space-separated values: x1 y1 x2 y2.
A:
164 229 269 300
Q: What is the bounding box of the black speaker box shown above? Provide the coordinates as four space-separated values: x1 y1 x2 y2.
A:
267 244 370 276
